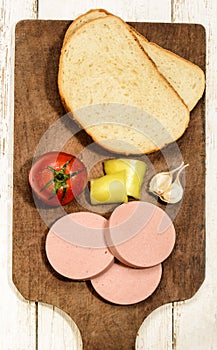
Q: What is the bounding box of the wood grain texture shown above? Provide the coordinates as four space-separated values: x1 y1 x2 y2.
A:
2 1 217 349
13 20 205 349
38 2 174 349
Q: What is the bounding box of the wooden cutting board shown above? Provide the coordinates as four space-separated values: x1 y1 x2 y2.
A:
13 20 206 349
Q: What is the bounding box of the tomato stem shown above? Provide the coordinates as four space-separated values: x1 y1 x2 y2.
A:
40 158 86 202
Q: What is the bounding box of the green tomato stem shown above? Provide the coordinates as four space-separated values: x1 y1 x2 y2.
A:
40 158 85 202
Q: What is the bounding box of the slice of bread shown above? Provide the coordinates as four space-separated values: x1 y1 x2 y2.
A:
63 9 108 47
133 31 205 111
58 15 189 154
63 9 205 111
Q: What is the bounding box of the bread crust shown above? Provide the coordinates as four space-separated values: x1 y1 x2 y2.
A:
132 30 205 110
58 14 190 155
63 9 110 47
63 9 205 111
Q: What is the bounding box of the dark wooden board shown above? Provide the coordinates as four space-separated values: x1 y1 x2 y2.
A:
13 20 206 349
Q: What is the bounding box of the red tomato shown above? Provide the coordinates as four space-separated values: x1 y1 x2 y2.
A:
29 151 88 206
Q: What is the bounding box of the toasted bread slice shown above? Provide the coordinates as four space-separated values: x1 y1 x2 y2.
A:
58 15 190 154
63 9 205 111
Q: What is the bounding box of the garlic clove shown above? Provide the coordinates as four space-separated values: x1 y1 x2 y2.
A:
159 163 189 204
159 182 184 203
149 173 172 195
149 162 184 196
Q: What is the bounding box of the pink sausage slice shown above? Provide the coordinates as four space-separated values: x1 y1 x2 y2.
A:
107 201 176 268
91 262 162 305
45 212 114 280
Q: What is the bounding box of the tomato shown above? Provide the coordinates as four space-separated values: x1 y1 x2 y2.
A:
29 151 88 206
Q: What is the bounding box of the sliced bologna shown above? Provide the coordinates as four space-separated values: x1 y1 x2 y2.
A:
45 212 114 280
91 262 162 305
107 201 176 268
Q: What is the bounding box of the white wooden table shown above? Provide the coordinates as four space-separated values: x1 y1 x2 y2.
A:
0 0 216 349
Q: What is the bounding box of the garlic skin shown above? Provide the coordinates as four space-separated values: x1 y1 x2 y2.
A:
149 162 189 204
149 162 184 195
149 172 173 195
159 182 184 203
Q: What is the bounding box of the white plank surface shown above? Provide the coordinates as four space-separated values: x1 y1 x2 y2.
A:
39 0 171 21
0 0 37 349
38 303 83 350
172 1 217 348
0 0 215 349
